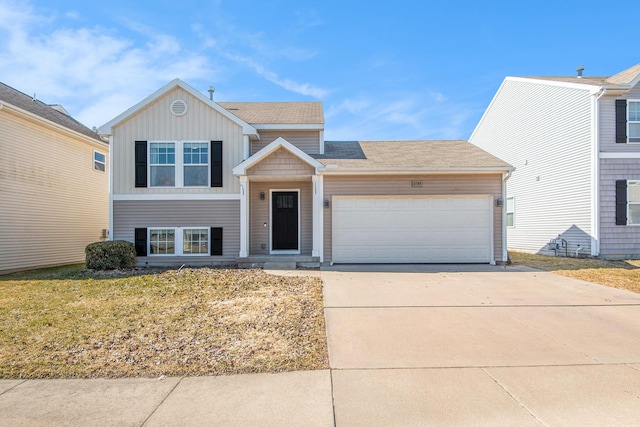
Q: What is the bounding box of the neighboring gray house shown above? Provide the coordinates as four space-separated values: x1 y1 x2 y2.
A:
99 79 513 266
470 63 640 259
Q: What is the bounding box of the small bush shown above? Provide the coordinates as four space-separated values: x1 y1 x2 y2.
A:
85 241 137 270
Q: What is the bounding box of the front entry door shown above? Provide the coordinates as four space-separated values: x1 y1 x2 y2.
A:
272 191 299 251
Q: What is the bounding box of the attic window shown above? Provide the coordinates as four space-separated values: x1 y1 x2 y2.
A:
170 100 187 116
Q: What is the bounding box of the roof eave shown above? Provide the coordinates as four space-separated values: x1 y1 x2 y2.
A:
319 166 515 175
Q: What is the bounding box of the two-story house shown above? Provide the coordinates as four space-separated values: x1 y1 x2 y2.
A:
99 79 513 267
0 82 109 274
470 63 640 259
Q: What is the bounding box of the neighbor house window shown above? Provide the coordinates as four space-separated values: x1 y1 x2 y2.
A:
183 143 209 186
94 151 106 172
149 229 175 255
629 181 640 224
506 197 515 227
629 101 640 143
183 228 209 254
150 143 175 187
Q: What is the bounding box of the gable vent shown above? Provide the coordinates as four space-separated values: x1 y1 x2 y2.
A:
170 99 187 116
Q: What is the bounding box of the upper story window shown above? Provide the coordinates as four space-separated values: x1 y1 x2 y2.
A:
150 143 176 187
629 101 640 143
94 151 106 172
183 143 209 186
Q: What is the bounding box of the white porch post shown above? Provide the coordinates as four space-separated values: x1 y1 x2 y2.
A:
312 174 324 261
239 175 249 257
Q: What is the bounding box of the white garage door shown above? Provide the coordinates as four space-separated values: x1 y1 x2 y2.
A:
332 196 493 263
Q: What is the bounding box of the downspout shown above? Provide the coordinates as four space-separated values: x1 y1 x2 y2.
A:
502 170 513 263
108 135 114 241
591 88 607 256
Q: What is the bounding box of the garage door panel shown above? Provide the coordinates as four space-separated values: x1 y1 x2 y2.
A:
332 196 492 263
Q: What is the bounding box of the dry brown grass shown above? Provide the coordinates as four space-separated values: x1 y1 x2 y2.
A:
510 252 640 294
0 266 328 379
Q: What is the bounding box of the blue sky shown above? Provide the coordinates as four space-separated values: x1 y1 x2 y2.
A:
0 0 638 140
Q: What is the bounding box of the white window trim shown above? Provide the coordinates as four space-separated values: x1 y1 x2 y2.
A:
148 227 211 256
628 181 640 226
628 100 640 144
148 141 210 188
269 189 301 255
506 196 515 228
93 150 106 172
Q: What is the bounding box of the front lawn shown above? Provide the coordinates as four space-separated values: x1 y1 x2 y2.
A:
510 251 640 294
0 266 328 378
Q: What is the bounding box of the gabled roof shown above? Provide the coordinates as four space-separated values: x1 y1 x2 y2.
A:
520 63 640 89
218 102 323 125
98 79 258 136
233 137 325 176
606 63 640 86
0 82 105 143
314 140 513 173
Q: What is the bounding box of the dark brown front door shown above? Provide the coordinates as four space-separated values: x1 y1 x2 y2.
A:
272 191 298 251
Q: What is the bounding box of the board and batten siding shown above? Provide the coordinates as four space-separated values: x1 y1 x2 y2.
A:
250 130 320 155
322 175 504 263
113 200 240 264
249 181 313 255
111 87 244 195
599 158 640 258
599 83 640 152
0 110 109 273
470 79 594 255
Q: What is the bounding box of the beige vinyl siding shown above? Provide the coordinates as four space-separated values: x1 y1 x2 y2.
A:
111 87 244 195
250 130 320 155
113 200 240 263
247 148 315 176
322 174 503 263
470 79 594 255
599 83 640 152
249 181 313 255
599 159 640 258
0 110 109 273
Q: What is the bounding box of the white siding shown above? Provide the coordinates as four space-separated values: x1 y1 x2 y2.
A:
0 109 109 273
599 83 640 152
111 87 244 195
470 79 594 255
251 130 320 155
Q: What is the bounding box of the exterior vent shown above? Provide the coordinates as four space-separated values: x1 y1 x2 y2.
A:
170 99 187 116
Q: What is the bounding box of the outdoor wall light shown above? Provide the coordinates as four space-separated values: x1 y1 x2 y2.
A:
260 192 265 200
496 198 503 207
324 199 330 208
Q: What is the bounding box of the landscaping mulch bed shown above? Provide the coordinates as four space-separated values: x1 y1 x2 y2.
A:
0 266 329 379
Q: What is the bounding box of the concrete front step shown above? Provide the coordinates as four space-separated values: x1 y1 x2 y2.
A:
263 261 297 270
236 256 320 269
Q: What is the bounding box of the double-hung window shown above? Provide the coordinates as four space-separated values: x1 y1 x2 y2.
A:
629 101 640 143
94 151 106 172
629 181 640 225
506 197 515 227
150 143 175 187
148 227 209 255
183 143 209 186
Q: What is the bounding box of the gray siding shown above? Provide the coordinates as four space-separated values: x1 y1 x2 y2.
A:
599 158 640 258
599 83 640 152
470 79 594 255
322 174 504 263
113 200 240 264
247 148 315 176
250 130 320 155
249 181 313 255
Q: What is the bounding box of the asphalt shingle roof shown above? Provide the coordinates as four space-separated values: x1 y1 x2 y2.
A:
522 63 640 88
0 82 105 143
218 102 324 125
314 140 512 170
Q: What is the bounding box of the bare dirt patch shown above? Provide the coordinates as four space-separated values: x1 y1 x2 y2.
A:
510 252 640 294
0 267 328 379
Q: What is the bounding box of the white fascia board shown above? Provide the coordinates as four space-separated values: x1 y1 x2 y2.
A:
0 101 108 149
507 77 602 94
98 79 258 137
319 167 515 175
599 152 640 159
113 194 242 201
253 124 324 130
232 136 325 175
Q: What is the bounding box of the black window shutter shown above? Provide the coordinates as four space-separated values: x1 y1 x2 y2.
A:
210 227 223 256
615 100 627 144
211 141 223 187
135 141 148 187
616 180 628 225
134 228 148 256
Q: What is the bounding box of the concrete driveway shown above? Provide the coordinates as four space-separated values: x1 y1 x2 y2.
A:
323 264 640 426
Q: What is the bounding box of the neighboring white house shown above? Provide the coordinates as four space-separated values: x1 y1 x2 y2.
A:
99 79 513 267
0 82 110 274
470 64 640 259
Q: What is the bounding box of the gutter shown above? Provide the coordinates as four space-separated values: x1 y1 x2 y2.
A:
318 166 515 175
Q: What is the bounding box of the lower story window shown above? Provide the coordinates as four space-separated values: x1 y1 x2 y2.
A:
506 197 515 227
629 181 640 224
183 228 209 254
148 227 209 255
150 229 175 254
